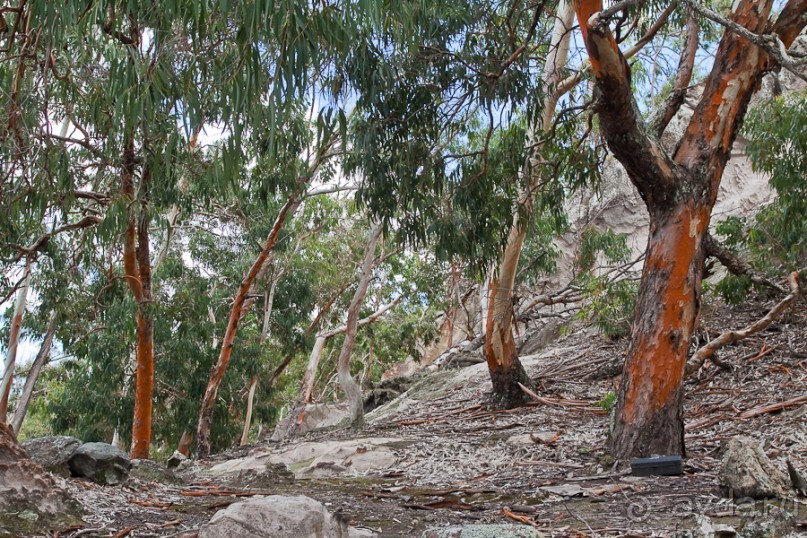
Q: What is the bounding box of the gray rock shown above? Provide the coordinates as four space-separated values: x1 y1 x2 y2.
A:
207 438 401 479
166 450 188 468
198 495 373 538
21 435 81 477
271 403 349 440
421 525 544 538
130 458 182 485
719 436 788 499
68 442 132 485
538 484 586 497
0 424 83 535
739 505 795 538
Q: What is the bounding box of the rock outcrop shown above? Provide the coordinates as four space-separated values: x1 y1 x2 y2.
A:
719 436 788 499
0 424 83 536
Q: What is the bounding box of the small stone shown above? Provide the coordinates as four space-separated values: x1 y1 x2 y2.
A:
167 450 188 468
538 484 586 497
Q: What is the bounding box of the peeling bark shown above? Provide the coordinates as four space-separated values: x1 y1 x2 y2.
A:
574 0 807 460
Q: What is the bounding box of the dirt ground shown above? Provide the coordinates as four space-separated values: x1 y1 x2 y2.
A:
51 293 807 538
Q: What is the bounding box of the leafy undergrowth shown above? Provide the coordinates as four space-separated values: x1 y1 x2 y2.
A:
54 293 806 538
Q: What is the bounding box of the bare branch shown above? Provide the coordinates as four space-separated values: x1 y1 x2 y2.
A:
686 271 802 375
703 233 786 293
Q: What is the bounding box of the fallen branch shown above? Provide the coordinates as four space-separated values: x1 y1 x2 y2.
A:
128 499 171 509
738 394 807 419
686 272 802 375
501 506 542 527
178 488 274 497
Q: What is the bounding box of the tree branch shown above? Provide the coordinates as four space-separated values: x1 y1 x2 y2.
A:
686 271 802 375
703 233 786 293
682 0 807 83
574 0 680 207
651 7 699 137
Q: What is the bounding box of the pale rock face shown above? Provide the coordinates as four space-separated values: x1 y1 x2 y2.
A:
199 494 376 538
207 437 402 479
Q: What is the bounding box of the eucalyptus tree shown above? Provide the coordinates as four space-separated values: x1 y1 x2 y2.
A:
573 0 807 459
343 0 601 407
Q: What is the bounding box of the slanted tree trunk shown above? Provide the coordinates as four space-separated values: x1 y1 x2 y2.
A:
196 195 300 457
573 0 807 460
122 140 156 460
483 0 575 408
336 223 383 429
0 260 31 424
177 430 193 457
10 310 57 434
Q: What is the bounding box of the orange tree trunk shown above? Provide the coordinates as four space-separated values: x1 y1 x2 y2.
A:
195 195 300 457
122 143 155 460
574 0 807 459
610 200 709 458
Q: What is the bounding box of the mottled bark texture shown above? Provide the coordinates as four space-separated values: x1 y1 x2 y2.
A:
483 0 575 408
574 0 807 460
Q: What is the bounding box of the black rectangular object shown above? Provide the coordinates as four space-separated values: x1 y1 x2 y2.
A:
630 455 683 476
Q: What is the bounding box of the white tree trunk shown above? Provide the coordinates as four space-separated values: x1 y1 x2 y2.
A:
10 310 57 434
0 261 31 423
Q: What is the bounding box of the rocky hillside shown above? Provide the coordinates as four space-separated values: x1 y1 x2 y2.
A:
2 291 806 538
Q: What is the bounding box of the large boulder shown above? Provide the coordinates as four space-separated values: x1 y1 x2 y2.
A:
21 435 81 477
198 495 375 538
0 424 83 536
68 442 131 485
719 436 788 499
